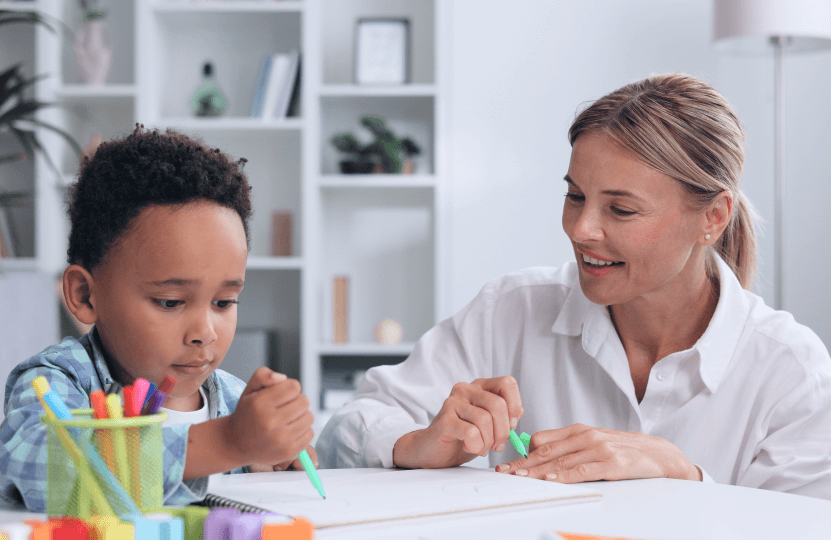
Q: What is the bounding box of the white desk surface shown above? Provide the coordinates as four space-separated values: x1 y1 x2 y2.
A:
4 468 830 540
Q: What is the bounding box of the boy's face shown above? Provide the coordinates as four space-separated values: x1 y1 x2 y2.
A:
90 201 247 411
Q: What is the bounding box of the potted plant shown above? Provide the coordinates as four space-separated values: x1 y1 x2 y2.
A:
331 115 421 174
1 10 82 258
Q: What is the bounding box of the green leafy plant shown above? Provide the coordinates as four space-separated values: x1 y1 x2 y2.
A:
331 115 421 174
79 0 107 21
1 10 82 206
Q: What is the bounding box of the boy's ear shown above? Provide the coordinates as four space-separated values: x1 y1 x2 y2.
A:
62 265 99 325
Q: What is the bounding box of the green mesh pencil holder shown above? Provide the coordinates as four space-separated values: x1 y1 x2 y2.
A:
42 408 166 518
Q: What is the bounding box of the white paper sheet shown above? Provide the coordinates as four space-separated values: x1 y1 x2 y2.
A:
206 467 602 528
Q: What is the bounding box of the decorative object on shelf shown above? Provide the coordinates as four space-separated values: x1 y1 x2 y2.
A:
271 210 293 257
375 318 403 345
333 275 349 343
192 61 228 117
355 18 410 85
713 0 831 310
0 206 17 258
74 0 112 86
331 115 421 174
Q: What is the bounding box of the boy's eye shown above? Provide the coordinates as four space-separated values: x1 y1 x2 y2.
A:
214 299 239 309
154 299 182 310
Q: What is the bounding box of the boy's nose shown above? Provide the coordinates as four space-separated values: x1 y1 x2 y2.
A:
186 310 218 345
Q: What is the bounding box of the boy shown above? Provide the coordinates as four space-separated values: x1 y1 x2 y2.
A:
0 126 316 511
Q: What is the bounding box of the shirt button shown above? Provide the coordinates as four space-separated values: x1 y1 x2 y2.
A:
656 372 667 381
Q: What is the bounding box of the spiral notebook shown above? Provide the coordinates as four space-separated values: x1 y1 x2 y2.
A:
198 467 602 529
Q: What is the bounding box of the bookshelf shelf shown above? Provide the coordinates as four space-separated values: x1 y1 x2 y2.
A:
320 84 438 98
318 342 416 357
0 2 41 12
318 174 436 189
246 256 304 270
0 258 39 273
56 85 137 99
152 1 305 14
155 117 304 131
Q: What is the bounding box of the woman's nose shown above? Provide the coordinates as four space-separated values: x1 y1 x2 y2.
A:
570 206 604 243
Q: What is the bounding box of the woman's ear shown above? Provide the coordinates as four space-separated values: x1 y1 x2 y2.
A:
62 265 98 325
701 192 732 245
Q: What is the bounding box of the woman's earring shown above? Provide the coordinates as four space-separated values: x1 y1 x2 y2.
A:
705 234 711 240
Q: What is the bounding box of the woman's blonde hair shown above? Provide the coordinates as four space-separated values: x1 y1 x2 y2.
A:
568 73 756 289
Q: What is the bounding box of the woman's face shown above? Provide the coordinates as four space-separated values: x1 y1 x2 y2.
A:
562 133 706 307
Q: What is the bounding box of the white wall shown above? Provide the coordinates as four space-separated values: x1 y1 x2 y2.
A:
445 0 831 349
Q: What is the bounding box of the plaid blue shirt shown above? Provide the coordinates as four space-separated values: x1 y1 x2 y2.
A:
0 328 247 512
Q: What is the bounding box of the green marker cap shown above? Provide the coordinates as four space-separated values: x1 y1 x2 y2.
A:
509 430 528 457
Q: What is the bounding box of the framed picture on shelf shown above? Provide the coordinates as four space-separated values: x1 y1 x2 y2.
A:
354 18 410 85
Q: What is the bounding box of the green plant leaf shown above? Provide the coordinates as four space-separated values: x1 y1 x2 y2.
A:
0 9 58 33
0 192 29 207
27 118 83 155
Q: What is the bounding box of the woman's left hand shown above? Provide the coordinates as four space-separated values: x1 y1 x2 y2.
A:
248 445 319 473
495 423 701 483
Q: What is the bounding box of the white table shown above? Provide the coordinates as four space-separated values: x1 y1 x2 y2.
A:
4 469 830 540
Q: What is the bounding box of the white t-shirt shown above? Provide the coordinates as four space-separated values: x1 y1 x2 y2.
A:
160 386 209 427
316 256 831 500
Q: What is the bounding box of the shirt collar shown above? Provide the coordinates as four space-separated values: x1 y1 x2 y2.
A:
84 326 119 393
551 256 750 393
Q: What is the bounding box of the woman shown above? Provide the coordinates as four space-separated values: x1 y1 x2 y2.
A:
317 73 831 499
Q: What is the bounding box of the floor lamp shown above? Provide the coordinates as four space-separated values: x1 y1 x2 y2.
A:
713 0 831 310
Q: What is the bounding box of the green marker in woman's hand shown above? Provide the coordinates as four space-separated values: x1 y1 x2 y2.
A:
509 429 528 457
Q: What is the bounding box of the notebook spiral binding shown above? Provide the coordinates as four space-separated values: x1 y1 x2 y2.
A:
195 493 274 514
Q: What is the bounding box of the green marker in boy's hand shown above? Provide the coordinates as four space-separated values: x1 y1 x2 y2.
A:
298 449 325 498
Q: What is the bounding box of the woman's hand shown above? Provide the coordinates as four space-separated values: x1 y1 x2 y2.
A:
248 445 319 472
495 423 701 483
393 376 523 469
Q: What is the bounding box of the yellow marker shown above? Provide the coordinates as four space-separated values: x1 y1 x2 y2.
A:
88 516 134 540
105 393 132 496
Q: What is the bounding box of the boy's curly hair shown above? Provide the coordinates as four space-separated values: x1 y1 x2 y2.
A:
67 125 253 270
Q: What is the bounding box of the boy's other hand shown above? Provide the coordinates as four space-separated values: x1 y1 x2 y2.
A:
222 367 314 468
248 445 319 472
392 376 523 469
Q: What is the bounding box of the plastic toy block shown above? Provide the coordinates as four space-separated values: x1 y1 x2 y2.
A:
159 507 209 540
202 509 237 540
260 518 314 540
52 518 90 540
88 516 134 540
0 523 32 540
23 520 54 540
143 513 184 540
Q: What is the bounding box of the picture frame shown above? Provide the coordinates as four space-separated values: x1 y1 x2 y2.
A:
354 18 410 85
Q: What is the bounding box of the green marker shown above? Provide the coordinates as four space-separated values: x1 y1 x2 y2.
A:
509 429 527 457
520 432 531 447
298 449 326 498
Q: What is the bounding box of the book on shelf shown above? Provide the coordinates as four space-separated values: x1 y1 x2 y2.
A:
255 50 301 120
248 54 273 117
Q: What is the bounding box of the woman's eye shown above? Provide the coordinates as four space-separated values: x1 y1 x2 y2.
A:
214 300 239 309
565 192 585 202
154 299 182 310
611 207 636 216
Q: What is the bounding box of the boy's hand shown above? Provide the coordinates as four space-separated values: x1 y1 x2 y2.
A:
248 445 319 473
392 376 523 469
221 367 314 468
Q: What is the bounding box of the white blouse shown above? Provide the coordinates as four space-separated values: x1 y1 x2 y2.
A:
316 256 831 500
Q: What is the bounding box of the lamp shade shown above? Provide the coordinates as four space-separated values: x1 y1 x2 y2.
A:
713 0 831 53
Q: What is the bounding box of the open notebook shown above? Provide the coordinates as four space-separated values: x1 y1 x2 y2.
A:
201 467 602 529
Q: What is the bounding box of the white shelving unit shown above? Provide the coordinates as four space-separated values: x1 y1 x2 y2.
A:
18 0 448 420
